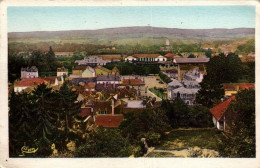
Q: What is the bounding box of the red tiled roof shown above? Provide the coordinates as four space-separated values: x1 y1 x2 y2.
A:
78 107 92 117
84 82 96 89
40 77 56 84
121 79 145 86
165 53 176 58
210 96 235 121
238 83 254 90
73 66 88 70
14 78 47 87
95 114 124 128
132 54 161 58
222 83 255 91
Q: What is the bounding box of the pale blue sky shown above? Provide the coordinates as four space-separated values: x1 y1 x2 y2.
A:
7 6 255 32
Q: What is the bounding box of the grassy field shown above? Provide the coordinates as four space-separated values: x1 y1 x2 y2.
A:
158 128 223 151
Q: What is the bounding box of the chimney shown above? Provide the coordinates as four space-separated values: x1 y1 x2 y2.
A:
111 99 115 115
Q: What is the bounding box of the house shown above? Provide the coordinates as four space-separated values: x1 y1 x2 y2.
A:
167 79 183 91
210 96 235 131
57 67 68 77
82 66 95 78
124 56 137 62
71 78 96 86
99 55 121 63
182 80 200 89
165 53 176 61
78 100 95 118
96 75 121 91
40 77 60 87
163 69 178 79
183 68 203 83
167 68 202 105
121 78 145 97
222 83 255 96
173 58 209 80
75 56 107 66
126 100 146 109
72 66 88 76
95 66 112 76
95 114 124 128
111 67 120 76
75 55 121 67
84 82 96 92
125 54 167 64
14 78 46 92
21 66 38 79
168 87 199 105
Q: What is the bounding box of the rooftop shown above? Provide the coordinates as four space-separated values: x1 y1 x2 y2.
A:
222 83 255 91
210 96 235 121
96 75 120 81
132 54 161 58
171 87 199 94
72 77 96 85
126 100 145 109
165 53 176 58
14 78 46 87
95 66 112 73
21 66 38 72
174 58 210 64
167 79 183 87
73 66 88 70
95 114 124 128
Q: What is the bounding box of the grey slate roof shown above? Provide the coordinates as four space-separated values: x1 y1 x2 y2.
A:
96 75 120 81
72 77 96 85
21 66 38 72
171 87 199 94
167 79 183 87
174 58 209 64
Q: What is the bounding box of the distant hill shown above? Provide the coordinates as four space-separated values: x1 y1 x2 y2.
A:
8 26 255 46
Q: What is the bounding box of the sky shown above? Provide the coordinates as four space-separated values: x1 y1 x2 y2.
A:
7 6 255 32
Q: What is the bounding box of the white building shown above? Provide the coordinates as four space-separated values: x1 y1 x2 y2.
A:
21 66 38 79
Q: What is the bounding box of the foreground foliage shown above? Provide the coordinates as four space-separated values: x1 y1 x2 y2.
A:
218 89 255 157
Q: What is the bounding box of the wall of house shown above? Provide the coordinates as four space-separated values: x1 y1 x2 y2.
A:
72 70 83 75
155 56 166 62
225 90 237 96
14 86 28 92
57 71 68 77
95 69 110 76
82 69 95 78
21 71 38 79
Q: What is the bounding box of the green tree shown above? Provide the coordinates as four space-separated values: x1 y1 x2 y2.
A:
188 54 196 58
9 91 34 156
196 53 243 107
46 46 60 71
55 81 82 134
75 127 133 157
119 108 170 146
30 83 59 156
219 89 255 157
196 74 225 108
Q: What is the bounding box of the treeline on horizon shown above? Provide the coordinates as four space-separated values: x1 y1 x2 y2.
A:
8 38 255 55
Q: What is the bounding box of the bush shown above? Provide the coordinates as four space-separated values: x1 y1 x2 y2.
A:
75 127 133 157
159 72 172 84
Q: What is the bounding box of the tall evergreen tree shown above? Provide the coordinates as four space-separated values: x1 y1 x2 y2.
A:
30 83 59 156
9 91 34 156
55 81 82 134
